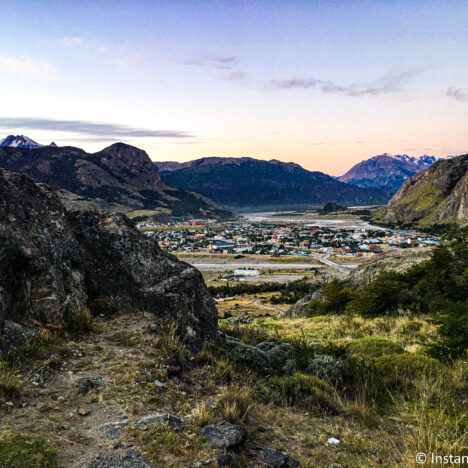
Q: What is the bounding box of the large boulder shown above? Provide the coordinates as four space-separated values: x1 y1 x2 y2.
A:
0 169 87 332
0 169 218 352
200 421 246 449
67 210 218 350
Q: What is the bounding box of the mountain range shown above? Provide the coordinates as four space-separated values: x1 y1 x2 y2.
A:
0 143 231 222
0 134 57 149
374 153 468 228
338 153 443 192
158 156 390 209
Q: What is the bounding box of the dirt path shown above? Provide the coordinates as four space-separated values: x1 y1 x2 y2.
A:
252 299 285 317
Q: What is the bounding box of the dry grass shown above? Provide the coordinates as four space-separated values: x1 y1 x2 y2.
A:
0 363 23 398
216 383 254 423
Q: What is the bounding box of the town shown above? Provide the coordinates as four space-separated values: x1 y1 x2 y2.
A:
136 219 439 258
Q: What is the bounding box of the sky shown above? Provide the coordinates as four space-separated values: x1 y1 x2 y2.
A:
0 0 467 176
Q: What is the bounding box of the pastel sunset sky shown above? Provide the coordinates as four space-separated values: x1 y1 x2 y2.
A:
1 0 467 175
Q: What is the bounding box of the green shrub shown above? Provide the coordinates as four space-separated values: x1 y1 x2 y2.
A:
428 299 468 360
348 271 406 316
305 354 346 385
374 353 442 392
0 430 58 468
345 337 404 360
268 373 340 414
307 279 355 315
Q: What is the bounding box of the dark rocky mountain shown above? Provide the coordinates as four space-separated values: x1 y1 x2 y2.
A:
0 168 218 352
338 153 440 192
158 156 389 209
0 143 231 221
0 134 43 149
374 154 468 228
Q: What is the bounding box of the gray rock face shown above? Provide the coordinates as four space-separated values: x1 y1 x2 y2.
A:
263 448 300 468
0 169 218 352
378 153 468 227
200 421 246 449
286 295 312 317
87 449 151 468
67 210 218 351
225 337 294 375
0 169 87 329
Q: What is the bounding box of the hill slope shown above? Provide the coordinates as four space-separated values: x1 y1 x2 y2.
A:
338 154 438 192
158 157 390 209
374 154 468 228
0 143 231 221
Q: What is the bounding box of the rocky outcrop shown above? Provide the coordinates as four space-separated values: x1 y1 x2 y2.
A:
0 169 218 352
67 210 218 349
263 448 300 468
0 170 87 331
200 421 246 449
319 201 346 213
286 295 312 317
375 154 468 227
348 248 431 287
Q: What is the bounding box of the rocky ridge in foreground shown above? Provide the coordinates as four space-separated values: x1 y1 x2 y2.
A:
0 168 218 351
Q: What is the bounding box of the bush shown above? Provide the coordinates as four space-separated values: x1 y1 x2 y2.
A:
374 353 442 392
305 354 346 385
345 337 404 360
268 373 340 414
0 430 58 468
348 271 406 316
307 279 355 315
428 299 468 360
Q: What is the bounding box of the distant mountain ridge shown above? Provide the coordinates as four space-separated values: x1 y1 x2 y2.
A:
0 141 231 221
158 156 390 209
0 134 43 149
157 156 302 172
338 153 445 192
0 134 57 149
374 153 468 228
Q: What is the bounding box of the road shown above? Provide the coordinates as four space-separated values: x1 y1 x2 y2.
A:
252 299 285 317
313 254 351 274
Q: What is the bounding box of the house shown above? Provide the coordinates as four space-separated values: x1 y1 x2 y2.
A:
234 269 259 276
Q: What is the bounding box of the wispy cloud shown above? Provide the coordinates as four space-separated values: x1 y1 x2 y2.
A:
0 54 56 80
0 117 193 139
172 54 246 83
447 87 468 102
177 55 238 70
270 71 420 97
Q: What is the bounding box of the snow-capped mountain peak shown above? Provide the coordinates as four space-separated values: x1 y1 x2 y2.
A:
0 135 43 149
